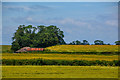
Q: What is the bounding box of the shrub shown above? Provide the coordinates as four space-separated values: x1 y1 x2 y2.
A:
2 59 119 66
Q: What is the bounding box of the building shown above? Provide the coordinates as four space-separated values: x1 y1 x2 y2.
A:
16 47 44 53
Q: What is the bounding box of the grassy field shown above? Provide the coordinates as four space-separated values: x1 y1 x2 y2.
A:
1 45 119 53
47 45 119 52
1 45 11 52
1 45 119 78
2 53 118 61
2 66 118 78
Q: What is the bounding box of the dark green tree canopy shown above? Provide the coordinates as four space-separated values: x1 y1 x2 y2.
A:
115 41 120 45
68 40 89 45
94 40 104 45
11 25 66 52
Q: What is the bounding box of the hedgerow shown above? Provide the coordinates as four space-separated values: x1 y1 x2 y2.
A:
2 59 120 66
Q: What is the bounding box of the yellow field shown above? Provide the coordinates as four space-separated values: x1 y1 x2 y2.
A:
2 66 118 78
2 53 118 61
46 45 119 52
1 45 119 53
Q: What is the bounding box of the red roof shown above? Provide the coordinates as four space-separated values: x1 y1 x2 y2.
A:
27 48 44 51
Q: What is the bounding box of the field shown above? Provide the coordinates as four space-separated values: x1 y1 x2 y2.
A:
2 66 118 78
1 45 119 53
47 45 119 52
1 45 11 52
2 53 118 61
1 45 119 78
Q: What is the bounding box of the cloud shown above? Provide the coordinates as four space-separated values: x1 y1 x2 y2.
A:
23 17 89 27
26 17 33 21
3 5 52 11
105 20 118 26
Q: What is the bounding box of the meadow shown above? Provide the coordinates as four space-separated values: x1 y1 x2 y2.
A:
2 66 118 78
2 53 118 61
1 45 119 78
1 45 11 52
1 45 119 53
46 45 119 52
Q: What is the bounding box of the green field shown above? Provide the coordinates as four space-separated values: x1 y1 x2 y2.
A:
1 45 11 52
2 66 118 78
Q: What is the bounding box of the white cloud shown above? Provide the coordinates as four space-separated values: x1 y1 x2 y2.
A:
26 17 33 21
3 6 31 11
105 20 118 26
25 18 89 27
58 18 88 26
3 5 51 11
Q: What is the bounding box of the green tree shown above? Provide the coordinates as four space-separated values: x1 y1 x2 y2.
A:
115 41 120 45
11 25 66 52
76 40 81 45
94 40 104 45
82 40 89 45
69 40 81 45
11 41 20 52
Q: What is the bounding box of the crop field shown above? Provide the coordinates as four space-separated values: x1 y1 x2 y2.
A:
1 45 119 78
2 66 118 78
1 45 119 53
1 45 11 52
47 45 119 52
2 53 118 61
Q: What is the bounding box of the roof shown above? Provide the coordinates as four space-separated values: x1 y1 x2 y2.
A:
16 47 44 52
16 47 30 52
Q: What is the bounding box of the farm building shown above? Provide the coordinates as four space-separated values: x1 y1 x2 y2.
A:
16 47 44 53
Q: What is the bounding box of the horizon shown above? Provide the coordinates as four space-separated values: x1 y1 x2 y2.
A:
2 2 118 45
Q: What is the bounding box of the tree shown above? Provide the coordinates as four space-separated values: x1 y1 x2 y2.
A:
82 40 89 45
11 41 20 52
115 41 120 45
11 25 66 52
69 40 81 45
94 40 104 45
76 40 81 45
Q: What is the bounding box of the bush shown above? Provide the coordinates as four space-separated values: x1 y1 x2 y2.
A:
2 59 119 66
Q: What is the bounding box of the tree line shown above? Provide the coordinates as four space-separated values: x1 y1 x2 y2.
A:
67 40 120 45
11 25 120 52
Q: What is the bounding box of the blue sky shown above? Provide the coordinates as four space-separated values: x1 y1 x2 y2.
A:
2 2 118 45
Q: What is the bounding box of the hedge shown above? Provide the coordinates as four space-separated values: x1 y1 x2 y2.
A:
2 59 120 66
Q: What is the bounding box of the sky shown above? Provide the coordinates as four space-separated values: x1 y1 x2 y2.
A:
2 2 118 45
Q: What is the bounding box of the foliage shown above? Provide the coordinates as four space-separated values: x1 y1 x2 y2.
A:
2 59 120 66
94 40 104 45
68 40 89 45
11 25 66 52
115 41 120 45
82 40 89 45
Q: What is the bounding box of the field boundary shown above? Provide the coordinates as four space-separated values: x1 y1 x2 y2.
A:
2 59 120 66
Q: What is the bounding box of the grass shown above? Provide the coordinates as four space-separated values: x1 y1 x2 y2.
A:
46 45 119 52
0 45 11 52
2 66 118 78
2 53 118 61
1 45 119 78
1 45 119 53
